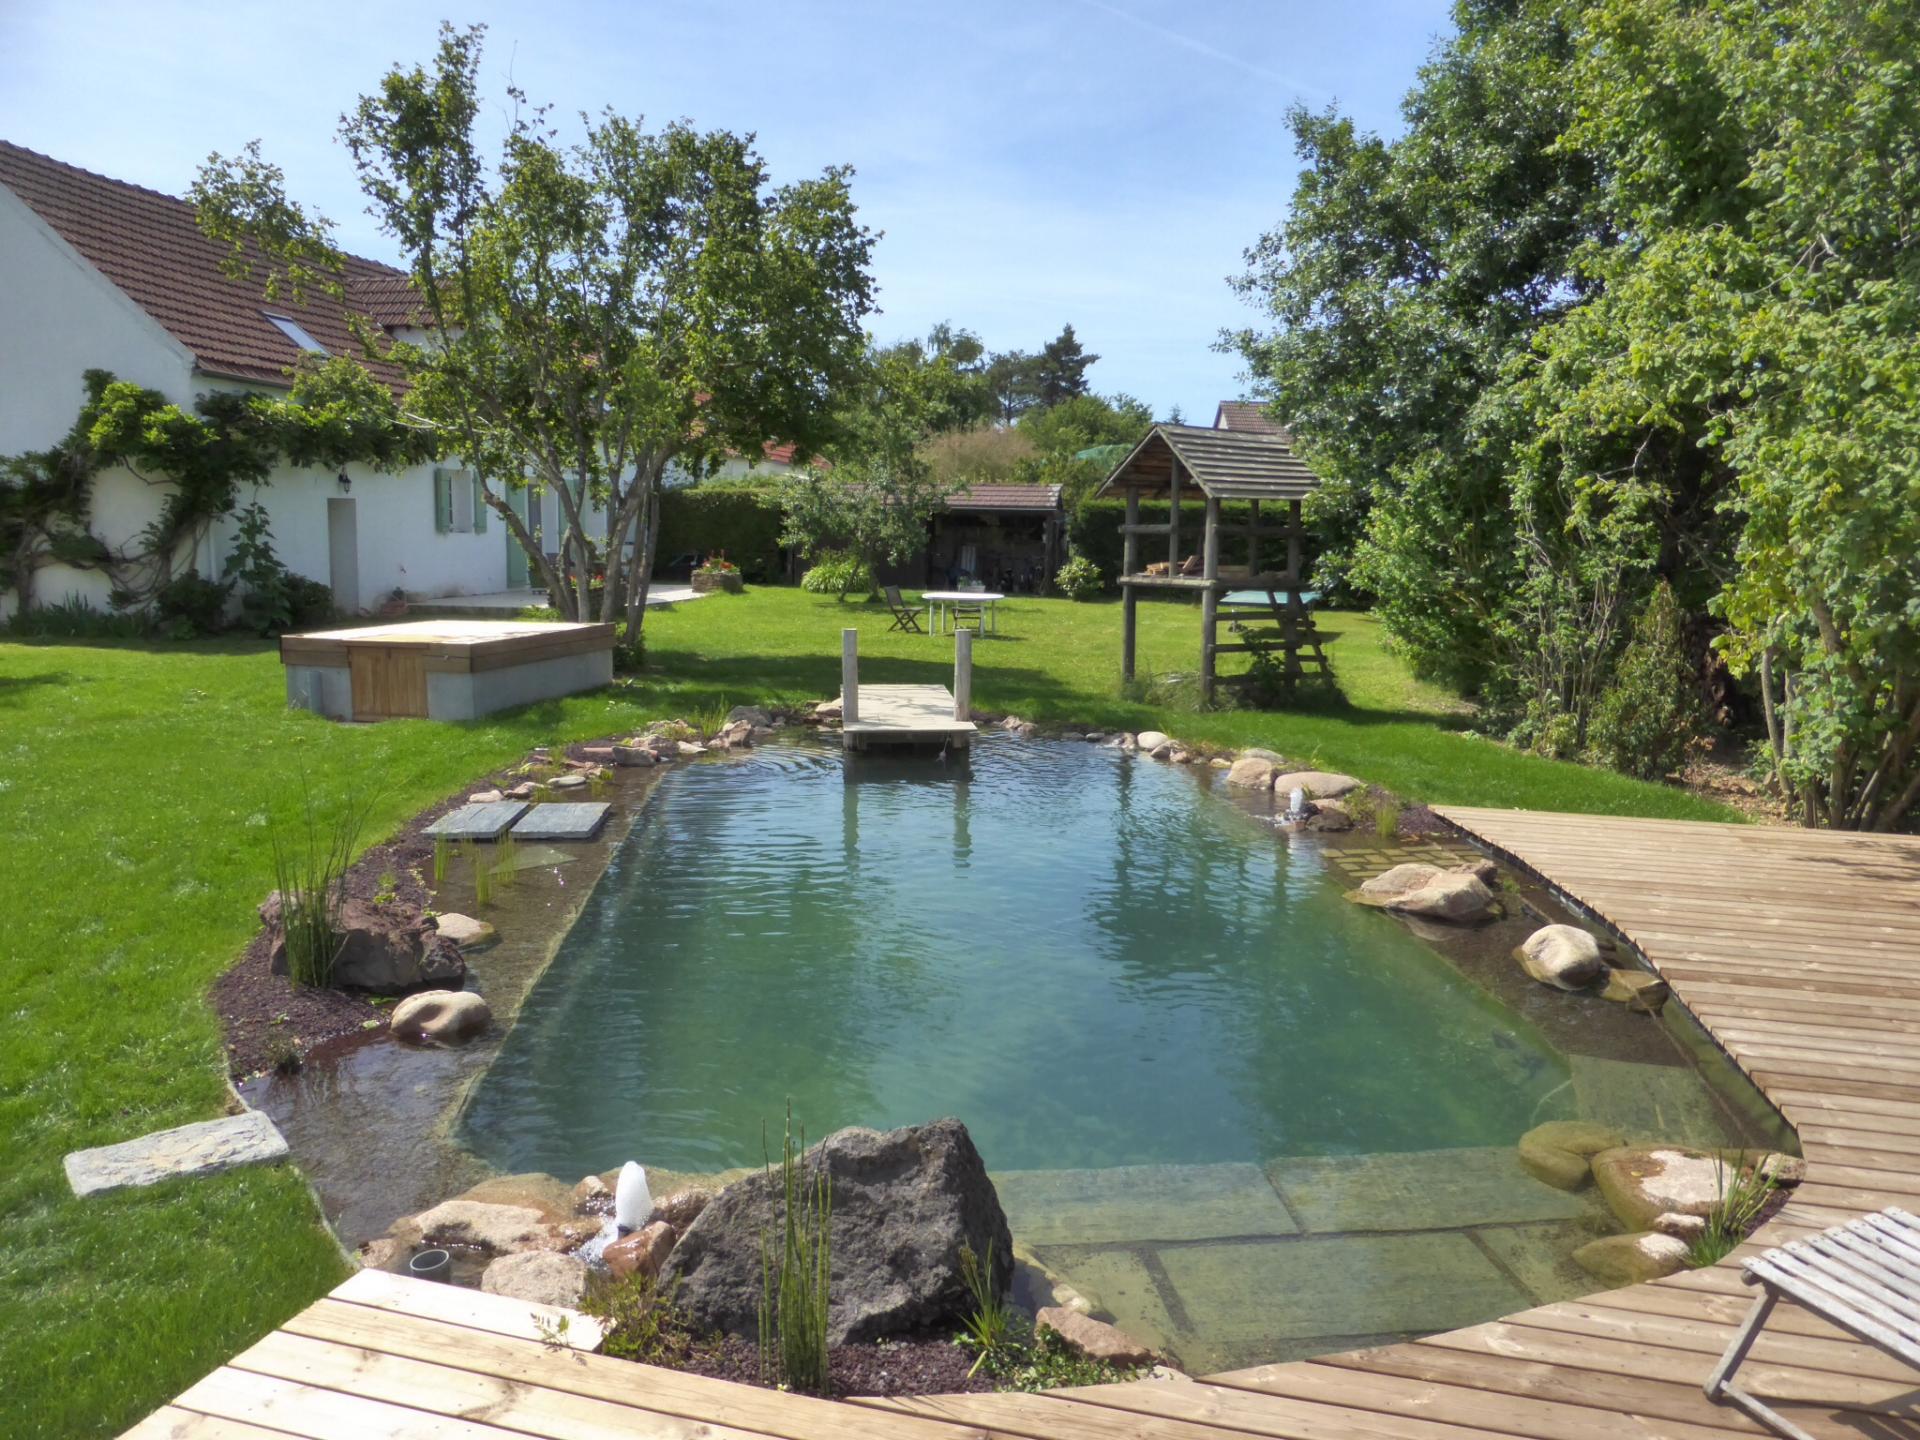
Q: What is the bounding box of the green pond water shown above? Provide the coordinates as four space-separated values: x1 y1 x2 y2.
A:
461 737 1578 1176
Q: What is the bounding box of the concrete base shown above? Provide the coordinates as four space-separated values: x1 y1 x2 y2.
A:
427 648 614 720
286 663 354 720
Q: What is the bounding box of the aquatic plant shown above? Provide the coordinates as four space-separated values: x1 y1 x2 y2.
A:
758 1103 832 1395
1687 1154 1775 1269
472 842 493 907
432 834 452 886
492 830 518 888
955 1239 1015 1375
269 783 369 987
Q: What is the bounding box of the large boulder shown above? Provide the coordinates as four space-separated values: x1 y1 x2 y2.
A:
481 1251 590 1307
1352 864 1497 923
1572 1231 1691 1288
398 1200 553 1255
1592 1146 1736 1230
1226 757 1277 789
1272 770 1362 800
1358 863 1441 900
1516 1120 1625 1191
1135 731 1172 754
454 1173 577 1226
264 894 464 994
1517 926 1606 991
390 990 491 1045
661 1118 1012 1344
432 913 497 949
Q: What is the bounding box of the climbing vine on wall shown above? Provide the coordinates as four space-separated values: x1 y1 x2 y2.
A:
0 360 428 611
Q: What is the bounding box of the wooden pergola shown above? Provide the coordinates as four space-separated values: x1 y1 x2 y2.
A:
1097 423 1330 702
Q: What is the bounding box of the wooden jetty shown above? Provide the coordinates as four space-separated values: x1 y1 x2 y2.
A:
839 627 979 751
123 809 1920 1440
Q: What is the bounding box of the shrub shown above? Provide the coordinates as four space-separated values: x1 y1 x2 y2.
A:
154 570 232 635
799 551 875 598
1054 553 1104 600
1588 580 1699 780
2 596 155 639
286 576 336 629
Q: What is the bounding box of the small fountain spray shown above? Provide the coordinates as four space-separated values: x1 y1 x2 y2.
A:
614 1160 653 1234
1281 785 1311 825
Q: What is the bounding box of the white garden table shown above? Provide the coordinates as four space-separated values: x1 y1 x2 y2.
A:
923 590 1005 635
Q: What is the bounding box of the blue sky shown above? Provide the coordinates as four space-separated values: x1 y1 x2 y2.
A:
1 1 1453 419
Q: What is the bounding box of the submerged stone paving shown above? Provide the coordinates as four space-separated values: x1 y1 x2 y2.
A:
64 1109 288 1198
1016 1144 1616 1372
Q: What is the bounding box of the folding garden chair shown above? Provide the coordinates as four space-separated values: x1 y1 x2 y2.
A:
951 581 987 634
1704 1206 1920 1440
882 585 925 633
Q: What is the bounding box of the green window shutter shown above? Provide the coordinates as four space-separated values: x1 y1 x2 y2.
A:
433 469 453 533
470 472 487 533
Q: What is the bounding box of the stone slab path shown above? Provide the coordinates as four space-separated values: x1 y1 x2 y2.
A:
511 802 611 841
66 1109 288 1198
425 801 529 841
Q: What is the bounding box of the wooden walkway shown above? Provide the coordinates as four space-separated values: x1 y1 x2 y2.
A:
124 810 1920 1439
841 683 977 751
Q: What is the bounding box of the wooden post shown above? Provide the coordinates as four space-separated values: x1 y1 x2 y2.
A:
1284 500 1305 693
1167 455 1181 572
1200 494 1221 703
1248 498 1262 578
953 628 972 720
1121 485 1140 682
841 628 860 725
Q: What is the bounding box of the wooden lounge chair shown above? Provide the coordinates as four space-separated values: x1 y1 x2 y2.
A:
882 585 924 634
1705 1206 1920 1440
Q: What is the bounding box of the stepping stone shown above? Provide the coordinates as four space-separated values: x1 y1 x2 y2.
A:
512 803 610 842
1267 1146 1596 1234
65 1110 288 1198
549 773 589 791
425 801 529 841
995 1163 1298 1245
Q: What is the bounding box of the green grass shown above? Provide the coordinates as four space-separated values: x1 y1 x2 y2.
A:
0 587 1732 1436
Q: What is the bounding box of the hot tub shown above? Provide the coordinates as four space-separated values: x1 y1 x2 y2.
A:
280 618 615 721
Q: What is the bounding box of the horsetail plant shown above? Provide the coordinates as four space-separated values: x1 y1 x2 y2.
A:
269 782 371 987
758 1103 832 1394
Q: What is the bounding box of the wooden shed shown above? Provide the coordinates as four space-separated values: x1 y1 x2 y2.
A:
1096 424 1329 702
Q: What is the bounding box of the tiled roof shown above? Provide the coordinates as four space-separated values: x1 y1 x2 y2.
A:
945 484 1062 512
1213 400 1288 437
0 140 412 390
1097 424 1322 501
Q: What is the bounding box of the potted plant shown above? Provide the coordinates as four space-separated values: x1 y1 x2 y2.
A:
691 552 743 595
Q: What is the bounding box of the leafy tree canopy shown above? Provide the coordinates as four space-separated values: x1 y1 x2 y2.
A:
195 22 877 642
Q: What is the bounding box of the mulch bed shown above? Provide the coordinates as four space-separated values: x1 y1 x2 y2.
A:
211 775 508 1079
665 1333 995 1398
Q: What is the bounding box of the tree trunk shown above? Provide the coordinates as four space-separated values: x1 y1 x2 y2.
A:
482 485 569 616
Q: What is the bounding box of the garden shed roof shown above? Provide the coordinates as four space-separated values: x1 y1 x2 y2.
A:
0 140 412 390
945 484 1062 513
1096 424 1321 502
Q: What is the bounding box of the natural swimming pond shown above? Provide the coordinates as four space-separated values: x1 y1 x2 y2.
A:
464 739 1568 1173
453 735 1782 1370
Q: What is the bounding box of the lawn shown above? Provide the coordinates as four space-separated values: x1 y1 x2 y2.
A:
0 586 1732 1437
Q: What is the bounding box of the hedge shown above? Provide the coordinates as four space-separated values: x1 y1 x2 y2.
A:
656 485 786 581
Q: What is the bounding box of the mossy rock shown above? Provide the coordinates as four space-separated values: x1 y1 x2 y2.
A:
1591 1146 1733 1230
1572 1230 1691 1288
1517 1121 1625 1191
1599 968 1670 1013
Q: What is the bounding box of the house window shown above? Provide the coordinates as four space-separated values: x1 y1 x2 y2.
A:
433 469 489 535
263 313 327 354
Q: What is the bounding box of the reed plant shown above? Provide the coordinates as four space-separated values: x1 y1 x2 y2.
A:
268 784 370 987
432 834 453 886
492 830 518 888
471 842 494 907
758 1103 832 1394
955 1239 1015 1376
1687 1154 1776 1268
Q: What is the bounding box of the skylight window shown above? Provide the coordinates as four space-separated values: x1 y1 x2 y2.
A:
263 313 327 355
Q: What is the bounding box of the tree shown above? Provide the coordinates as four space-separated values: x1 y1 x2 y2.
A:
1230 0 1920 828
984 349 1040 424
777 344 958 593
195 23 875 647
1031 324 1098 407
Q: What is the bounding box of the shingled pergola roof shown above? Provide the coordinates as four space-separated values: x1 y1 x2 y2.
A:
1096 424 1321 502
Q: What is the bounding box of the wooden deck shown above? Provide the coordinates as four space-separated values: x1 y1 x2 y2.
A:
124 809 1920 1439
841 683 977 751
